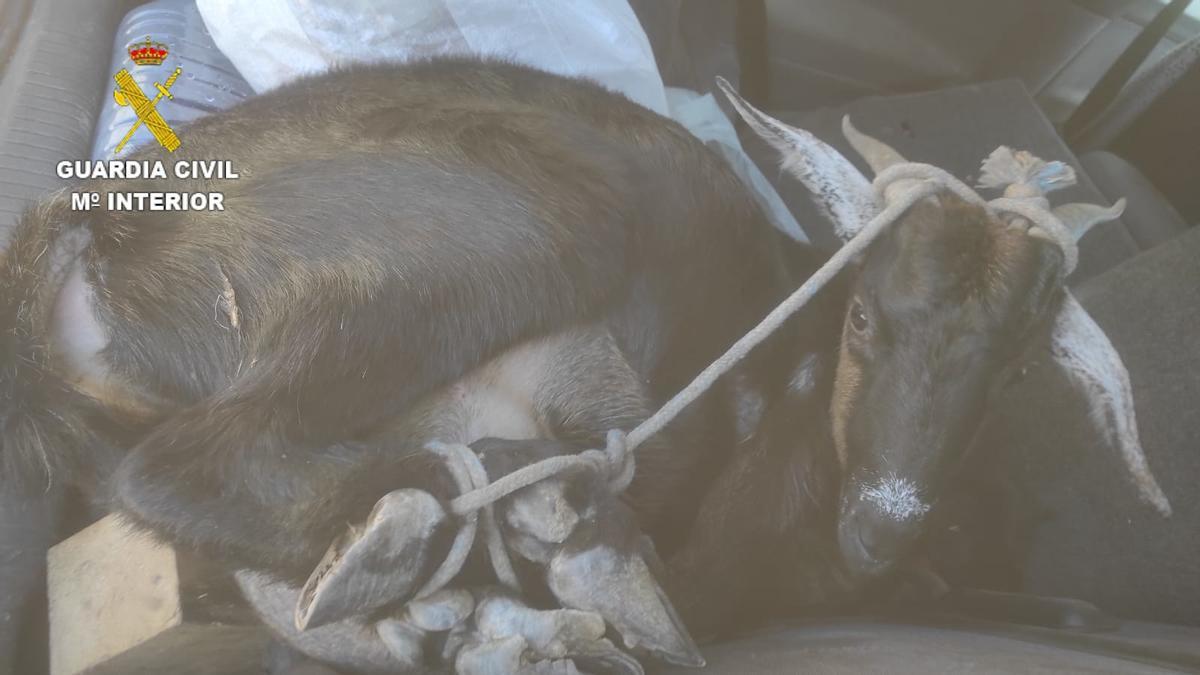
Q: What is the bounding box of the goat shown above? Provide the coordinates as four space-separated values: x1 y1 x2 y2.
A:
0 57 805 673
0 56 1170 672
657 82 1174 638
248 89 1178 659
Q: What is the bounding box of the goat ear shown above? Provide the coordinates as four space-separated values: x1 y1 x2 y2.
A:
1012 235 1067 338
715 77 878 242
1048 293 1171 516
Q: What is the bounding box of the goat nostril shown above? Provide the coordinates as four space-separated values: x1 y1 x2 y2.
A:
854 525 883 560
852 514 908 561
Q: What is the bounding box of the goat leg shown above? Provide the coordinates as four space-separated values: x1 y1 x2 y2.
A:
0 485 66 675
662 419 844 640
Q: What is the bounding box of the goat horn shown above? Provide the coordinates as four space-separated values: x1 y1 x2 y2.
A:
1052 199 1126 241
1049 293 1171 516
843 116 930 205
841 116 909 175
715 76 877 241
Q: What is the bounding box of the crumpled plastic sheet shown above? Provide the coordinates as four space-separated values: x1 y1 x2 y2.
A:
194 0 808 241
196 0 668 112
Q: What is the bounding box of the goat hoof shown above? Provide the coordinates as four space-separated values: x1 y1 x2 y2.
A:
235 570 408 673
566 639 645 675
295 489 447 630
547 504 704 668
504 478 580 546
404 587 475 632
475 592 606 659
455 634 528 675
452 591 646 675
375 617 424 666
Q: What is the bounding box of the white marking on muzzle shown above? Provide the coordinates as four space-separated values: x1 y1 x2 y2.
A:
862 474 930 521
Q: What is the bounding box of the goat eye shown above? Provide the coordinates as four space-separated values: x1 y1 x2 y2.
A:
849 301 869 333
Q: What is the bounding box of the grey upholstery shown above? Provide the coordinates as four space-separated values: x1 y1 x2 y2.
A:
661 619 1200 674
629 0 741 96
1111 52 1200 225
1079 150 1190 250
1073 32 1200 152
0 0 128 243
970 225 1200 627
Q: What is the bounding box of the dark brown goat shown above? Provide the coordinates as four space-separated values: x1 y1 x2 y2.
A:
0 56 1171 673
0 58 806 672
662 84 1172 637
666 193 1067 633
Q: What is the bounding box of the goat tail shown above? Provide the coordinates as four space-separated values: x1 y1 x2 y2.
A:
0 190 98 494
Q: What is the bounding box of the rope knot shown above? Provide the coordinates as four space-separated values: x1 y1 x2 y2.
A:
977 146 1076 200
414 431 638 600
598 429 635 493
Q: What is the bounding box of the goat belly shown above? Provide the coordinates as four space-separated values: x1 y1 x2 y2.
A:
402 338 559 447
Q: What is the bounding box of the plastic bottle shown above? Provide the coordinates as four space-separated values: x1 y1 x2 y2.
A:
91 0 252 159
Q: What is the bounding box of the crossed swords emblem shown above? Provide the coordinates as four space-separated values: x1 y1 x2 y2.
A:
112 66 183 155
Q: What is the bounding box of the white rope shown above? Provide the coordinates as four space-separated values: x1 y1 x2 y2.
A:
988 197 1079 275
411 156 1077 600
625 158 1092 453
415 430 633 598
625 178 943 451
415 442 484 599
872 164 989 208
622 154 1087 452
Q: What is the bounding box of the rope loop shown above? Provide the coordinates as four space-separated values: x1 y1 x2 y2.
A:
416 430 633 598
873 163 989 208
624 176 943 452
410 153 1084 602
988 197 1079 275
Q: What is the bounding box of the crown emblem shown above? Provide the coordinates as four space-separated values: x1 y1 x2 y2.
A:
128 36 169 66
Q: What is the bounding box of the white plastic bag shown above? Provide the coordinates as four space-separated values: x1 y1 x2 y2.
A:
195 0 669 114
195 0 808 240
